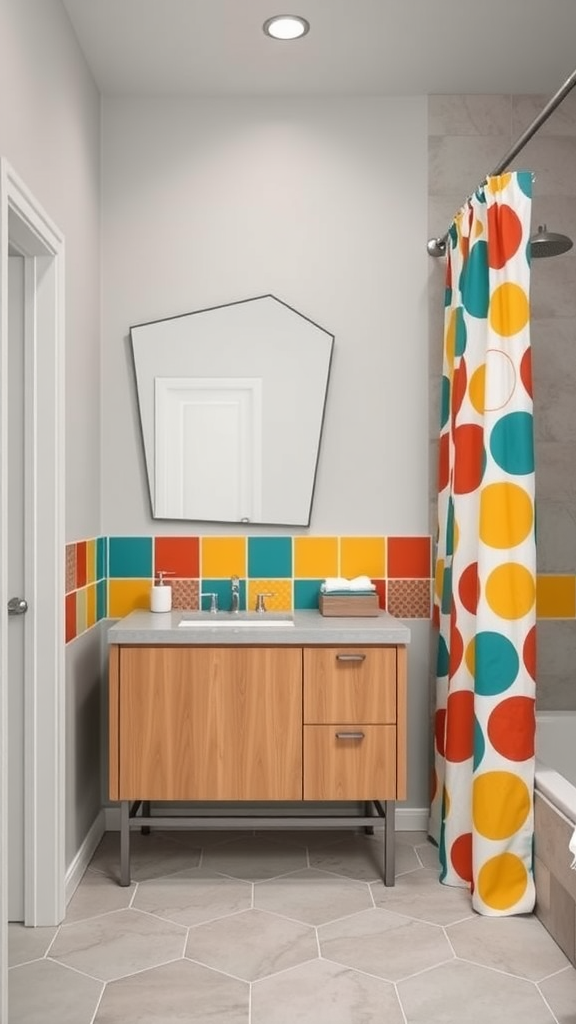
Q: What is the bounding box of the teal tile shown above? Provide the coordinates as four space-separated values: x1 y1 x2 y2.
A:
109 536 152 578
248 537 292 578
97 536 107 580
96 579 107 620
201 578 246 613
294 579 322 610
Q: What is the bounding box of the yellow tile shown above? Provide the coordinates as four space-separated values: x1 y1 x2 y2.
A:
340 537 386 579
86 539 97 584
201 537 246 578
76 587 87 635
536 575 576 618
86 583 97 628
294 537 338 578
109 579 151 618
247 579 292 612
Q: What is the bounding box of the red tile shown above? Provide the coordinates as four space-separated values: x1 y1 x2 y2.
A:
372 579 386 608
154 536 199 579
76 541 87 588
65 592 77 643
387 537 431 579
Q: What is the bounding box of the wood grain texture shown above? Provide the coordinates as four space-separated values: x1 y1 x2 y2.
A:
108 645 120 800
303 725 396 800
303 647 396 724
117 646 303 801
396 645 408 799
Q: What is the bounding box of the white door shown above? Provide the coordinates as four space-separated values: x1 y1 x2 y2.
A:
7 253 26 921
0 160 66 1023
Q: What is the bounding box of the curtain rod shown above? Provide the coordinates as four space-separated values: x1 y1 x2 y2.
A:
427 67 576 257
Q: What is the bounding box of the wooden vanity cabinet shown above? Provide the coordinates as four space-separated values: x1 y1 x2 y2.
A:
109 646 303 801
109 642 407 806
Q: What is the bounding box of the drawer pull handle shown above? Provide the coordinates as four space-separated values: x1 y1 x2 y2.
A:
336 731 365 740
336 654 366 662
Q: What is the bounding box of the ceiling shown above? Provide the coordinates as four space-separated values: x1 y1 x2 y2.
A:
61 0 576 99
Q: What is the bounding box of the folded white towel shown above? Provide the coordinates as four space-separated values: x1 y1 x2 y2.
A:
570 828 576 869
321 576 376 594
349 575 375 591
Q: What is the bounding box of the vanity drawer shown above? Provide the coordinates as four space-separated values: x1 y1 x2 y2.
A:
303 724 396 800
303 647 397 724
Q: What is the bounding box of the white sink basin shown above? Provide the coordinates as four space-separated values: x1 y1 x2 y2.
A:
178 612 294 628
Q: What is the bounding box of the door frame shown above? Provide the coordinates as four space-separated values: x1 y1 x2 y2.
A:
0 157 65 1004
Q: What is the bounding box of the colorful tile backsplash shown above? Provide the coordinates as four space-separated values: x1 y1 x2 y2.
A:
65 534 434 643
64 534 575 644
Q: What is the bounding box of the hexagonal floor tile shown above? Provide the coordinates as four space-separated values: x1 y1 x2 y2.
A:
50 908 187 981
538 964 576 1022
95 958 248 1023
9 958 102 1024
254 867 373 925
9 922 58 966
89 830 201 882
252 957 404 1024
397 959 557 1024
319 906 453 981
133 866 252 926
447 914 570 981
309 834 419 882
185 907 317 980
202 836 307 880
371 867 474 925
65 867 136 923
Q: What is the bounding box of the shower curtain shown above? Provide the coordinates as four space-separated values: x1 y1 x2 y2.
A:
429 172 537 915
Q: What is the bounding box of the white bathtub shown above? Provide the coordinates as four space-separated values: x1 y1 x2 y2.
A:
535 710 576 824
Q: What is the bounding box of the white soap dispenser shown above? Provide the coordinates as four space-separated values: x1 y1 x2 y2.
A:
150 570 173 612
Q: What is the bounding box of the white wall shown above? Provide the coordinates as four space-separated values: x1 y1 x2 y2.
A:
0 0 101 542
101 96 429 537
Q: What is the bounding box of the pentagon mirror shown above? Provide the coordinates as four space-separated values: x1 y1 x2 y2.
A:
130 295 334 525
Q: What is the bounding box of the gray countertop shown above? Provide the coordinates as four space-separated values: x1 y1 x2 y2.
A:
107 608 411 646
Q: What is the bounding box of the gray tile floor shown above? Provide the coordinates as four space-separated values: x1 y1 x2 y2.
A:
9 828 576 1023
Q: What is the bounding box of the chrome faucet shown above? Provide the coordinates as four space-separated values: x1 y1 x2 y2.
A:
230 575 240 613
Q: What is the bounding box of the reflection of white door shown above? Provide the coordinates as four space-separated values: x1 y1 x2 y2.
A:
8 255 26 921
155 377 262 521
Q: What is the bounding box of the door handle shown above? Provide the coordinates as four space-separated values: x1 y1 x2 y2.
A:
8 596 28 615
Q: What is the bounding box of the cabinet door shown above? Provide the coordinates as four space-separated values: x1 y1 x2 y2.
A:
303 725 396 800
303 648 396 724
117 646 302 801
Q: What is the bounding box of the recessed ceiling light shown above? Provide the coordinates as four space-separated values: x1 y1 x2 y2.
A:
263 15 310 40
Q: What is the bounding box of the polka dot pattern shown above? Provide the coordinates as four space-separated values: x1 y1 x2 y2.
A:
430 172 536 917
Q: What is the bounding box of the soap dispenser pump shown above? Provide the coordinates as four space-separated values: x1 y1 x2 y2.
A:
150 570 173 613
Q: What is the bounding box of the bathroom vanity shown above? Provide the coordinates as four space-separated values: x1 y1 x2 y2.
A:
107 609 410 885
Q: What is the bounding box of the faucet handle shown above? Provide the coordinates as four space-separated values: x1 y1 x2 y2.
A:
255 592 275 613
201 591 219 613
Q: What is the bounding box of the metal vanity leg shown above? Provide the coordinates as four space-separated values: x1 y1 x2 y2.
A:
383 800 395 886
141 800 151 835
120 800 131 886
363 800 374 835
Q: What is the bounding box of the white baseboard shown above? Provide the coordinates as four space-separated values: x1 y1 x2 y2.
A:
65 810 106 904
104 805 430 833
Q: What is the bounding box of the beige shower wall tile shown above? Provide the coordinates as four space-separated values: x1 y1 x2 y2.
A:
428 135 512 196
535 794 576 902
535 442 576 502
429 94 512 137
536 621 576 710
513 92 576 137
535 501 576 574
515 135 576 195
427 193 463 238
531 252 576 319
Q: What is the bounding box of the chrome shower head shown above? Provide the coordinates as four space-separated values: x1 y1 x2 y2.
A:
530 224 573 258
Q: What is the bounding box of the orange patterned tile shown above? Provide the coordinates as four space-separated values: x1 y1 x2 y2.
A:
387 579 432 619
247 579 292 612
172 579 200 610
66 544 76 594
